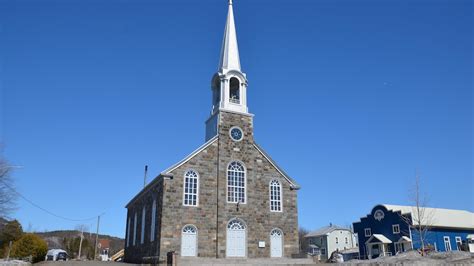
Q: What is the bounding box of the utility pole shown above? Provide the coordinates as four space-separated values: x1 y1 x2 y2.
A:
6 241 12 261
143 165 148 188
94 215 100 260
78 226 84 260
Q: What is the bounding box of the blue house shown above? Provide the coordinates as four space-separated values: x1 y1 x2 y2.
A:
353 204 474 259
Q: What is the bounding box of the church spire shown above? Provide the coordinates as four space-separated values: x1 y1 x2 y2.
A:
218 0 241 72
206 0 249 140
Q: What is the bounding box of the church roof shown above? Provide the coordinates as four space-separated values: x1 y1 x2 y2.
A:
218 0 241 73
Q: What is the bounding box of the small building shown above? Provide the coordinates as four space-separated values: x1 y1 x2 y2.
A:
98 239 110 261
305 224 357 261
353 204 474 259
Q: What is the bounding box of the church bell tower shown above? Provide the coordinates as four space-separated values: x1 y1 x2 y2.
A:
206 0 250 141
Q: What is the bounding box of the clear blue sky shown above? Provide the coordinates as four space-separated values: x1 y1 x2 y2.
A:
1 0 472 237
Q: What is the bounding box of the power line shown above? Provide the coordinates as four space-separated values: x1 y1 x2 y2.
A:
1 179 102 222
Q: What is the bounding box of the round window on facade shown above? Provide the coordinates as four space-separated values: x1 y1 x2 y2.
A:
229 126 243 141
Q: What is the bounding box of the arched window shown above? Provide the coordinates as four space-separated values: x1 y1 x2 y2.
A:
126 216 131 247
133 212 137 246
229 77 240 104
141 206 146 244
227 161 246 203
150 199 156 242
183 170 199 206
227 219 247 230
269 180 282 212
182 225 197 234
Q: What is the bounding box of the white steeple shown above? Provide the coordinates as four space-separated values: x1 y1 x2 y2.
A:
206 0 250 140
218 0 241 72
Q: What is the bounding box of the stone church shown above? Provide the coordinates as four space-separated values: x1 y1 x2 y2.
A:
124 1 300 263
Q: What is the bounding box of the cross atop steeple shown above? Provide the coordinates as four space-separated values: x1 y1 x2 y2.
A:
218 0 241 72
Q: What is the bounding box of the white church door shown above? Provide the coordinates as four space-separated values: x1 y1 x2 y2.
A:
270 228 283 257
181 225 197 257
227 219 246 257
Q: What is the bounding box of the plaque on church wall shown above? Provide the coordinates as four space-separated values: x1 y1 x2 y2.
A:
258 241 266 248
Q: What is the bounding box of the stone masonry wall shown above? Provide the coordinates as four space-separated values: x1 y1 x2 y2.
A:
124 178 164 263
124 110 299 262
214 111 299 258
158 110 299 260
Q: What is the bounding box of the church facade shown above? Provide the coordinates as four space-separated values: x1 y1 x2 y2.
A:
124 1 300 263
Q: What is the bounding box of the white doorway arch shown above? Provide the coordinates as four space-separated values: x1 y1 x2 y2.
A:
270 228 283 257
181 225 197 257
226 219 246 257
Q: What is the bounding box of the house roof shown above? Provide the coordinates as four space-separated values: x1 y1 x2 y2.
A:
366 234 392 244
98 239 110 249
304 225 351 238
382 204 474 230
397 236 412 243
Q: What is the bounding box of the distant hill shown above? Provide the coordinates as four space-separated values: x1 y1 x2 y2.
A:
36 230 124 256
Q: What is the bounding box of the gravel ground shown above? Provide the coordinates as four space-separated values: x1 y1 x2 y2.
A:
341 251 474 265
36 262 126 266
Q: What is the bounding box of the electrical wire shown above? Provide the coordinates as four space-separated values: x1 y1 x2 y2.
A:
0 179 103 222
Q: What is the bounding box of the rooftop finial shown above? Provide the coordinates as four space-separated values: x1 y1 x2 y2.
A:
229 0 233 5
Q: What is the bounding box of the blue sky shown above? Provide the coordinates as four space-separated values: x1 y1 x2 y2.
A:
1 0 472 237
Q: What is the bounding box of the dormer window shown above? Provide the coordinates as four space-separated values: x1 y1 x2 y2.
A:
229 77 240 104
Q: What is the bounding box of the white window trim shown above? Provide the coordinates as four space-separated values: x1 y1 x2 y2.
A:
182 169 199 207
151 199 156 242
444 236 451 251
392 224 400 234
364 228 371 237
226 161 247 204
269 179 283 212
455 236 462 250
133 213 137 246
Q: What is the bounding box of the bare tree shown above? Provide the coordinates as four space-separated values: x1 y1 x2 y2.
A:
0 157 17 218
298 227 310 253
401 172 434 255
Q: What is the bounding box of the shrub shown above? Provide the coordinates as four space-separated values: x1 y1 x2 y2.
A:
11 233 48 263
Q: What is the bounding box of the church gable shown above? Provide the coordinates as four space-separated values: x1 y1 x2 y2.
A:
253 142 300 190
